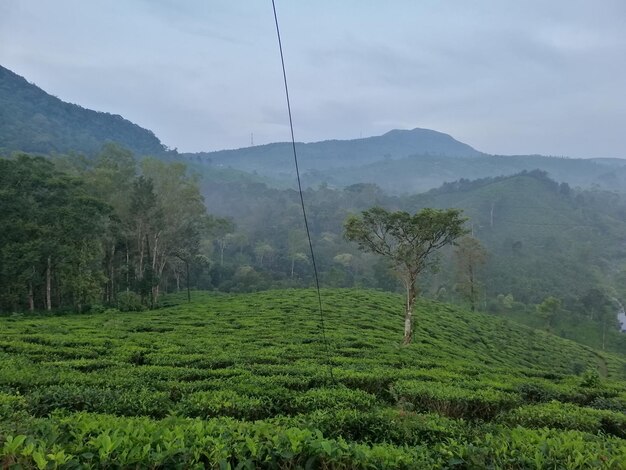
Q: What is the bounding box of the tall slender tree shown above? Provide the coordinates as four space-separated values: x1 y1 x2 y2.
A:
454 236 487 311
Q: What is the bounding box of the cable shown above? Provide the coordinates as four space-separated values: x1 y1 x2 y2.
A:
271 0 335 383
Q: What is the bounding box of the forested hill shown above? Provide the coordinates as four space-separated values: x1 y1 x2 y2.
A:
301 152 626 194
183 127 484 175
0 65 167 156
403 172 626 304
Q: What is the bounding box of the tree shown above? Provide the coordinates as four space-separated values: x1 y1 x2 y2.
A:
537 296 561 331
140 158 210 305
454 236 487 311
287 229 308 278
345 207 467 344
212 218 236 266
0 155 109 312
85 144 137 304
129 176 161 306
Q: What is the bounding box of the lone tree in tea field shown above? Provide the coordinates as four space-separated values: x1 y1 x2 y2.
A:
345 207 467 344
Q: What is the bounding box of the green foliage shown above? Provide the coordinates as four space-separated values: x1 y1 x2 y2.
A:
345 206 468 341
116 291 144 312
344 207 468 274
392 380 520 420
0 155 110 313
0 289 625 468
503 401 626 438
537 296 562 329
0 149 214 313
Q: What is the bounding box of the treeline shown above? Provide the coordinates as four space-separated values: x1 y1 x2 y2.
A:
2 146 626 328
197 171 626 315
0 145 212 313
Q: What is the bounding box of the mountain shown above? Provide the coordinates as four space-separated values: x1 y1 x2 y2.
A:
0 65 167 156
183 127 484 177
3 64 626 195
186 130 626 194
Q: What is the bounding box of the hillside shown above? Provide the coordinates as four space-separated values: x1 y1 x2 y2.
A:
198 170 626 323
0 65 167 156
1 289 625 468
302 153 626 194
402 172 626 304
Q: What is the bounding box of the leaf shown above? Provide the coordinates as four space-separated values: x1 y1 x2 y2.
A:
3 434 27 453
32 450 48 470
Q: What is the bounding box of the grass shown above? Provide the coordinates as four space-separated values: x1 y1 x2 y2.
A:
1 288 626 468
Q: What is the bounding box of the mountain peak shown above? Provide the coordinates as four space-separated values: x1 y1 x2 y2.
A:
376 127 482 157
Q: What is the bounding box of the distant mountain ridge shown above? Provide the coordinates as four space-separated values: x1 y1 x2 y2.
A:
0 65 167 156
183 127 483 176
3 64 626 194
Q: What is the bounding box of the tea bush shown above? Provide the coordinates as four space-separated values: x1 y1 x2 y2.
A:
1 289 625 468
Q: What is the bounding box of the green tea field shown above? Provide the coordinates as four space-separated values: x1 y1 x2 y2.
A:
2 289 626 468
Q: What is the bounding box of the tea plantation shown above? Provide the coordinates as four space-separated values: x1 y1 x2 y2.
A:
2 289 626 468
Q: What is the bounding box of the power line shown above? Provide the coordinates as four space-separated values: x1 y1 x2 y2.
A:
271 0 335 383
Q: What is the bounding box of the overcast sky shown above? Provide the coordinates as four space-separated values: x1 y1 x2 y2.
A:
1 1 626 157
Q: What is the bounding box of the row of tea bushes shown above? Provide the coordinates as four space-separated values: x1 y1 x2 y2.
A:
2 412 626 469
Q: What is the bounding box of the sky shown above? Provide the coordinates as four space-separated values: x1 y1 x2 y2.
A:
1 0 626 158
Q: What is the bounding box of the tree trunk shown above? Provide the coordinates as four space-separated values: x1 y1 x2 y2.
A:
291 257 295 278
403 278 417 345
469 264 475 312
126 242 130 292
109 245 116 303
28 281 34 312
138 236 145 281
152 232 160 272
186 259 191 303
152 256 167 306
46 256 52 311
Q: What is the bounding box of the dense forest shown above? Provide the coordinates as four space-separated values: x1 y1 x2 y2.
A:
2 142 626 354
0 146 210 312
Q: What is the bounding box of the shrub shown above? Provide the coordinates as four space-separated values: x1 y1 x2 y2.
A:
292 387 378 414
176 390 272 420
502 401 626 438
392 381 520 420
0 393 26 419
116 291 144 312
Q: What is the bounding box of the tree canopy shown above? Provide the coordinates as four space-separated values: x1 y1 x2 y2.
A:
345 206 467 343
